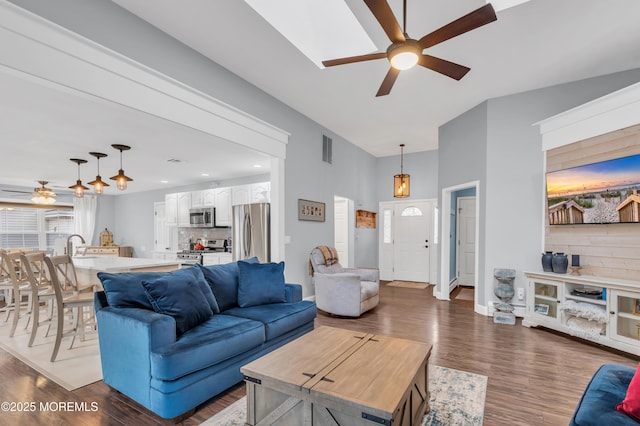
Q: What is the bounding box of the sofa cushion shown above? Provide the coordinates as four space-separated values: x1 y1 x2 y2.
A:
617 363 640 421
572 364 639 426
224 300 316 341
143 274 213 335
99 267 218 312
196 258 258 311
237 261 286 308
150 314 265 381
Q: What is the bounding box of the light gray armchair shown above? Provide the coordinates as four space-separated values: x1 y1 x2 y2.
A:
309 246 379 317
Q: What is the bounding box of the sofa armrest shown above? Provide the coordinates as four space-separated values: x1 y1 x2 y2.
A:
343 268 379 283
314 273 362 317
95 304 177 407
285 283 302 302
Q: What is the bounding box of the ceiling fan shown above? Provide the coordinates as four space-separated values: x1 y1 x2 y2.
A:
2 180 57 204
322 0 497 96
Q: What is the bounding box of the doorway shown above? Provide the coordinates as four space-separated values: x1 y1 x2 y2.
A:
379 199 437 283
334 196 354 268
456 195 477 287
439 181 481 312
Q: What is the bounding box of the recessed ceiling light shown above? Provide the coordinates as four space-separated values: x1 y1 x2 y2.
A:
252 164 263 168
160 180 169 184
201 173 210 177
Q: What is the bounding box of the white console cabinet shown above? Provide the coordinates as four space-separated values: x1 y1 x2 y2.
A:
524 271 640 355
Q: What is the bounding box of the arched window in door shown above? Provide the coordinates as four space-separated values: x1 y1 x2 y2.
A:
401 206 423 217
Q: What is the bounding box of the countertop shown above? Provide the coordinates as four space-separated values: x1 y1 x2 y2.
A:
72 256 181 273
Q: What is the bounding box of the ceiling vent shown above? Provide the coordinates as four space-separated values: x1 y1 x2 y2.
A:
322 135 332 164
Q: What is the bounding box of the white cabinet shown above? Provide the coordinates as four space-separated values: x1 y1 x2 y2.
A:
201 252 233 266
232 184 251 206
177 192 191 227
232 182 270 206
192 189 215 208
524 271 640 356
165 193 178 226
214 187 232 227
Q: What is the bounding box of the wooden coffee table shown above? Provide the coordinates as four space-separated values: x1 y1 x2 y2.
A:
241 326 432 425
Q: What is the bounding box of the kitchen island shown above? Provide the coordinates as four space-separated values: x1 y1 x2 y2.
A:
72 256 180 288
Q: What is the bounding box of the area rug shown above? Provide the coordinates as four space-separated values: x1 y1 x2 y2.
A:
387 280 430 289
202 365 487 425
455 288 475 301
0 315 102 391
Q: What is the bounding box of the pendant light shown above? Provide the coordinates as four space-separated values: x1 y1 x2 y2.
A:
394 144 410 198
31 180 56 204
88 152 109 195
69 158 89 198
110 144 133 190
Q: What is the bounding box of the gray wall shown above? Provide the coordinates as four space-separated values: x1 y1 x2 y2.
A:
439 68 640 310
10 0 379 295
376 150 439 202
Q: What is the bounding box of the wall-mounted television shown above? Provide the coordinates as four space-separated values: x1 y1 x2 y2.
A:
546 153 640 225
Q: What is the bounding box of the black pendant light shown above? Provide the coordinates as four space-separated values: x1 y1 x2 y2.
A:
394 144 410 198
69 158 89 198
110 144 133 190
88 152 109 195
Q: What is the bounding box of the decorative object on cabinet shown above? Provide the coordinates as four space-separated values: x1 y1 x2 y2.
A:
109 144 133 190
298 199 325 222
534 304 549 315
68 159 89 198
552 252 568 274
87 152 109 194
541 251 553 272
394 144 410 198
493 268 516 325
355 210 376 228
31 180 56 204
100 228 114 246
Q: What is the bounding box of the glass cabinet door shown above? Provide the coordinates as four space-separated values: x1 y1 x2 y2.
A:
531 280 561 322
610 290 640 345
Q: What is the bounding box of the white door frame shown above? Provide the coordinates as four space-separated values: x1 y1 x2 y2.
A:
439 181 482 314
378 199 438 284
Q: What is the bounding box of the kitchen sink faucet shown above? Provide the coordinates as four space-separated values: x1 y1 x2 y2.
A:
66 234 86 256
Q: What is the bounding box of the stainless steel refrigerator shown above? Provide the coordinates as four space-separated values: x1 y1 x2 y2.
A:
232 203 270 262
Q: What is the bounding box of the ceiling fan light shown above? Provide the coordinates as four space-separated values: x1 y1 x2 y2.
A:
388 40 420 70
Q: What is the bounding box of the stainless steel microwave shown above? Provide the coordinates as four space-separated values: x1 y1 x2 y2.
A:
189 207 215 228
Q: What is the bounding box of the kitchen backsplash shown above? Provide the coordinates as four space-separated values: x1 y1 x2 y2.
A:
178 228 231 250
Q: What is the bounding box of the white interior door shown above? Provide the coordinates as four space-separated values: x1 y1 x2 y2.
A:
457 197 476 287
393 201 433 282
378 203 395 281
334 197 349 267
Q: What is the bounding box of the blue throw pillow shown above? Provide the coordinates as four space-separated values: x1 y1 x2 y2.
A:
237 261 286 308
196 257 258 311
142 274 213 335
99 267 219 313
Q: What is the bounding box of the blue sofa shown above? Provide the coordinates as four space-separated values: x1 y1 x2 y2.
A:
94 260 316 419
570 364 640 426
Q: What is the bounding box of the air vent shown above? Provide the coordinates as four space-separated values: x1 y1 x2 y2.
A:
322 135 332 164
167 158 182 164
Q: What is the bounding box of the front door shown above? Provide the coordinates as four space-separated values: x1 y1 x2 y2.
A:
393 201 433 282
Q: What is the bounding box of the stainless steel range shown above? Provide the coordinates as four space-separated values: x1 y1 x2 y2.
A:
176 240 229 267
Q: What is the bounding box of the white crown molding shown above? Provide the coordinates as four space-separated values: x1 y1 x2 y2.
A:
0 0 289 158
535 82 640 151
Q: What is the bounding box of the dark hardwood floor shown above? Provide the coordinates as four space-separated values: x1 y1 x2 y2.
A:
0 284 637 425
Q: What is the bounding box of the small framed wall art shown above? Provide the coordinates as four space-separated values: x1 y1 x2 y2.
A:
298 199 325 222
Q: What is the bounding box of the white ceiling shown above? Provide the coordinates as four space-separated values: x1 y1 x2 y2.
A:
3 0 640 199
111 0 640 157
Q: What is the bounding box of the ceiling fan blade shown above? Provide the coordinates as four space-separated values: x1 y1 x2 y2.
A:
418 3 497 49
418 55 470 80
322 52 387 67
376 68 401 97
364 0 406 44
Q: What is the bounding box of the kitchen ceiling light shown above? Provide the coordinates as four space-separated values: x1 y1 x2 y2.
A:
31 180 56 204
88 152 109 195
394 144 410 198
110 144 133 190
69 158 89 198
